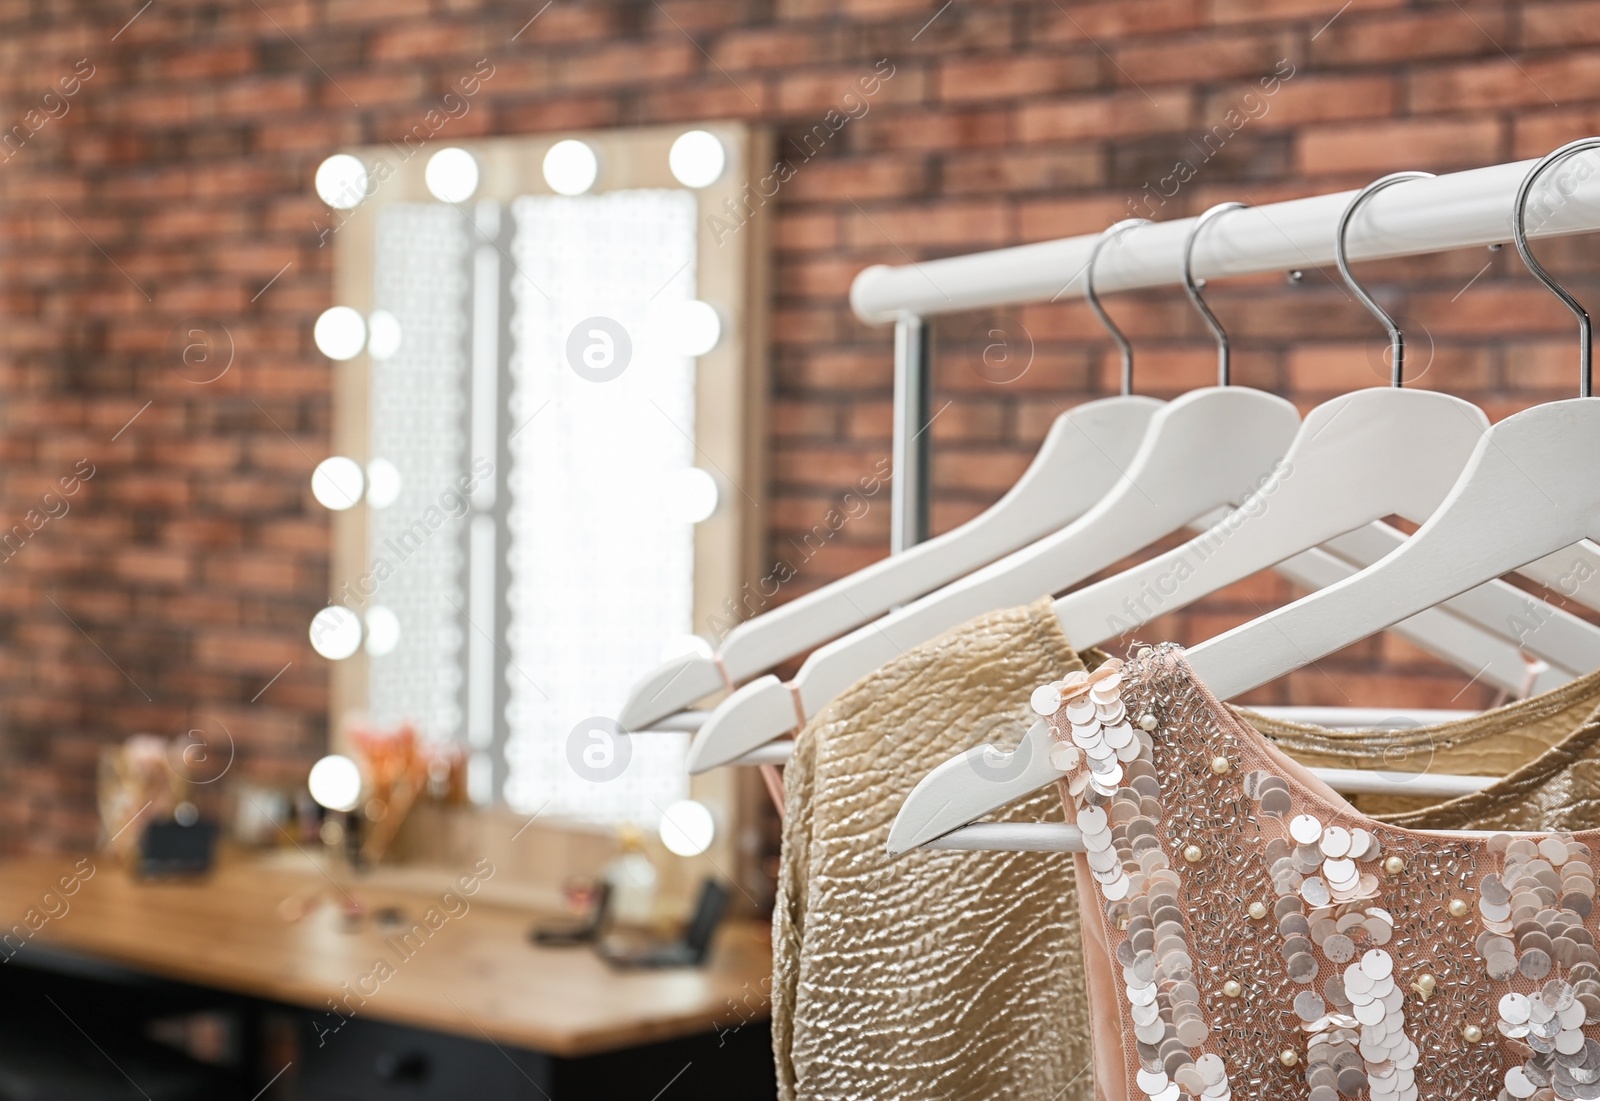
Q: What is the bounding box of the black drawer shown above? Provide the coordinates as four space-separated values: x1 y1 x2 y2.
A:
294 1011 775 1101
296 1015 551 1100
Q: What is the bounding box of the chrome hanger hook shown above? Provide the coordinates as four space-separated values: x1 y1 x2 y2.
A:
1514 137 1600 398
1182 202 1248 386
1335 171 1435 387
1085 218 1152 396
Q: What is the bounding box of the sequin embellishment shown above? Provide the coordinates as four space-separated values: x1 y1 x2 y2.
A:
1039 645 1520 1101
1478 833 1600 1100
1040 659 1233 1101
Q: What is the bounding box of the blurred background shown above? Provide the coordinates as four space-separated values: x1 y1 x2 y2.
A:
0 1 1596 1097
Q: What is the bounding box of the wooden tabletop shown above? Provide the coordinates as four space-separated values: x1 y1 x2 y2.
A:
0 853 773 1058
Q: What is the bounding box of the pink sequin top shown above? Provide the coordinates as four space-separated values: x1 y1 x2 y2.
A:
1037 645 1599 1101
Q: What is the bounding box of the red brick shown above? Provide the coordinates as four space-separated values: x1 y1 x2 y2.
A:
1411 55 1600 114
1309 8 1510 65
782 155 925 201
1208 0 1402 26
1297 117 1504 175
1035 0 1202 42
1201 74 1397 131
558 41 701 90
1116 29 1295 86
714 28 824 71
936 53 1099 103
843 199 1013 250
941 147 1102 195
1017 90 1193 144
1521 1 1600 47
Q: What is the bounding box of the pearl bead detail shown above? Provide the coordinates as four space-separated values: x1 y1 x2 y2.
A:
1462 1023 1484 1044
1448 898 1470 919
1222 979 1242 998
1183 844 1204 864
1210 755 1231 776
1279 1048 1299 1068
1384 855 1405 876
1248 901 1268 920
1411 973 1436 1001
1138 712 1159 732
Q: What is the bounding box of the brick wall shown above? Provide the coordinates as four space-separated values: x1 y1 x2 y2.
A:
1 0 1597 851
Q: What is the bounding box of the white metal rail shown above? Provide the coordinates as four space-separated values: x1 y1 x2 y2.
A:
851 153 1600 547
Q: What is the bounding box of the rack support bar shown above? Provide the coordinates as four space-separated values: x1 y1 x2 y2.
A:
851 155 1600 323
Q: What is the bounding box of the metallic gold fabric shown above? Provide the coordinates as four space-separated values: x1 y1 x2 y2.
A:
1241 666 1600 821
774 598 1095 1101
773 602 1600 1100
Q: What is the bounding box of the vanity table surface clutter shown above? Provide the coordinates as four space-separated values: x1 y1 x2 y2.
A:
0 852 774 1099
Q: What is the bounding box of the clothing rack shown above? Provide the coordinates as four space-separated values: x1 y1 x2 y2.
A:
849 155 1600 552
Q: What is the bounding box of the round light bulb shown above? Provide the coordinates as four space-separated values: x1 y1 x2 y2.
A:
315 154 369 210
668 130 726 188
364 606 400 656
308 754 363 813
366 309 402 360
365 458 402 509
313 306 367 361
658 799 715 857
543 139 599 195
309 606 362 660
663 467 719 523
671 300 722 357
311 456 365 511
425 147 480 203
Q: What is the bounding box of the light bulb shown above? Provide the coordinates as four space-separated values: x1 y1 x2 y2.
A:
671 300 721 356
366 309 402 360
543 139 599 196
313 306 367 360
659 799 715 857
308 754 363 812
425 147 479 203
365 458 401 509
663 467 718 523
311 456 365 511
309 606 362 660
669 130 726 188
364 606 400 656
315 154 369 209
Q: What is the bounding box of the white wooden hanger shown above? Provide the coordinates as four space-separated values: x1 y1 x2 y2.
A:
717 542 1565 771
619 396 1162 730
1054 181 1600 672
886 141 1600 854
686 221 1310 772
617 224 1164 732
690 200 1592 773
704 197 1574 777
1187 139 1600 703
